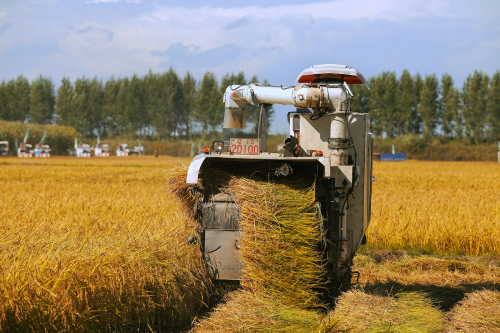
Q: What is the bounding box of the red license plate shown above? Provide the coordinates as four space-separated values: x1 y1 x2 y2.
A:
230 138 260 155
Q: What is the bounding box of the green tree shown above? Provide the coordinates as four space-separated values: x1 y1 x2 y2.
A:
349 83 370 114
88 77 104 137
102 76 120 137
418 74 440 138
440 73 461 138
29 75 55 124
115 77 132 135
182 71 197 138
487 71 500 141
126 75 146 136
411 72 424 135
462 71 490 140
398 70 414 137
145 68 183 138
195 72 221 135
55 77 74 126
368 72 398 137
0 76 30 122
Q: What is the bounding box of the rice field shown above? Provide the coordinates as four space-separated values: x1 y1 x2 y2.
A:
0 156 499 332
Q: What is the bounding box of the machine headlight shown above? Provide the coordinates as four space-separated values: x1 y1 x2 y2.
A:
212 140 224 153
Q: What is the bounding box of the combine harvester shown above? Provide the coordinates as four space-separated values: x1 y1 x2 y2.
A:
75 138 93 158
117 142 144 156
129 142 144 156
186 64 374 291
0 141 9 156
94 137 110 157
17 129 33 158
116 144 129 156
34 132 51 158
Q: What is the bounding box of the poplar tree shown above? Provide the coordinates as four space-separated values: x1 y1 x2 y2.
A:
418 74 440 138
412 72 423 134
195 72 220 135
29 75 55 124
115 77 131 135
398 70 414 137
158 69 183 137
88 77 104 137
440 73 460 138
349 83 370 114
55 77 74 126
0 82 6 120
462 71 489 140
9 76 31 122
102 77 120 137
487 71 500 141
73 77 91 136
182 71 197 138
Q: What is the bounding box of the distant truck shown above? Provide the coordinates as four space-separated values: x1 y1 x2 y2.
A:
0 141 8 156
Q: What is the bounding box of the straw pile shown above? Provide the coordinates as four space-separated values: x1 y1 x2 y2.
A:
446 290 500 332
321 290 444 332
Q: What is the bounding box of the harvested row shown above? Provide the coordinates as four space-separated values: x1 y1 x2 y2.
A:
0 157 210 332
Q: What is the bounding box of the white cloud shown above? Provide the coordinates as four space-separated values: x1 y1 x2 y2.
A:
0 11 6 18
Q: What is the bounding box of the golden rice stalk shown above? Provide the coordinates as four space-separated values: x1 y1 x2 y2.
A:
367 161 500 255
321 290 444 332
446 290 500 332
194 176 327 332
228 177 326 308
0 157 211 332
194 290 328 333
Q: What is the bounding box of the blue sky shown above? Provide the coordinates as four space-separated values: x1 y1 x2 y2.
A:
0 0 499 133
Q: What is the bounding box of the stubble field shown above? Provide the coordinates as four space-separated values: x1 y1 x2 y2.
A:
0 156 499 332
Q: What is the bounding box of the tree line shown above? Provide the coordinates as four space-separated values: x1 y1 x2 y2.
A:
0 69 499 142
0 70 273 139
350 70 500 142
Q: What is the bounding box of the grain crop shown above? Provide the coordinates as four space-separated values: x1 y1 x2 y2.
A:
0 156 211 332
2 156 500 332
321 290 444 332
367 160 500 255
446 290 500 332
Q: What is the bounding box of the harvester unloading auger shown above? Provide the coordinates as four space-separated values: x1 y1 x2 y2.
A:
186 64 374 291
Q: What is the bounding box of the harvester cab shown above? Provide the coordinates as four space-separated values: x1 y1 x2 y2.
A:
0 141 8 156
186 64 373 290
117 144 130 156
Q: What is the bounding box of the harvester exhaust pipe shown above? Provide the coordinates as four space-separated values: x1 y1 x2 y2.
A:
329 113 349 166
